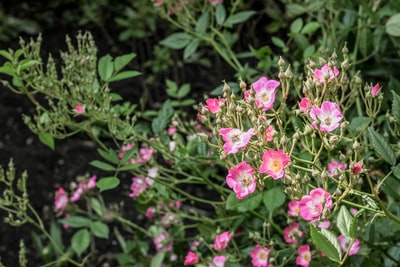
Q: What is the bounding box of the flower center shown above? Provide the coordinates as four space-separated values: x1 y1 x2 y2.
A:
324 117 331 126
269 159 282 172
303 252 311 261
260 92 270 103
240 174 252 187
258 251 267 260
231 134 240 143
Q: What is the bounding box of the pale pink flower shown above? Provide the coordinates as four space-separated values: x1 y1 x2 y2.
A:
70 186 84 202
338 235 360 256
296 245 311 267
213 231 232 251
54 188 68 215
299 97 311 112
168 127 177 135
129 176 149 197
226 161 256 199
251 244 271 267
118 144 134 158
190 240 200 251
219 128 254 154
265 125 274 142
327 161 347 177
312 220 331 229
371 83 381 97
310 101 343 132
352 161 363 175
184 251 199 266
209 0 223 5
75 104 85 115
154 0 164 5
145 206 156 219
283 222 303 244
288 200 301 217
205 98 225 113
245 76 280 110
87 175 97 189
138 147 154 163
299 188 332 221
154 232 173 252
209 255 226 267
259 149 291 180
161 213 179 228
313 64 339 83
350 208 357 215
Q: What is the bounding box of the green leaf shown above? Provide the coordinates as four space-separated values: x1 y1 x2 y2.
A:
301 22 320 34
114 53 136 72
90 221 109 239
89 160 116 171
90 198 103 217
215 4 226 25
98 54 114 81
195 11 210 33
38 132 55 150
17 59 39 73
97 148 119 164
160 32 192 49
263 187 286 214
0 50 13 61
59 216 92 228
50 220 64 251
290 18 303 34
150 252 165 267
152 100 174 134
183 38 200 60
349 116 370 134
71 229 90 257
0 62 15 76
392 90 400 127
226 191 262 212
224 11 256 26
286 3 306 17
310 225 342 262
391 164 400 179
386 13 400 37
177 84 191 98
119 163 141 171
97 177 120 192
337 206 356 238
368 127 396 166
108 70 141 82
271 36 286 48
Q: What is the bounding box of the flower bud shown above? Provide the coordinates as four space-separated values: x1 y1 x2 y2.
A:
278 56 285 67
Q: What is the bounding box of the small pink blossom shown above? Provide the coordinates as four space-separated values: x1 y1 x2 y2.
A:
70 186 84 202
184 251 199 266
153 232 172 252
118 144 134 158
137 147 154 163
209 0 223 5
288 200 301 217
352 161 363 174
190 240 200 251
350 208 357 215
259 149 291 180
87 175 97 189
245 77 280 111
75 104 85 115
54 188 69 215
168 127 177 135
251 244 271 267
219 128 254 154
145 206 156 219
299 188 332 221
310 101 343 132
296 245 311 267
314 64 339 83
327 161 347 177
226 161 256 199
161 213 179 228
338 235 360 256
283 222 303 244
265 125 274 142
205 98 225 113
299 97 311 112
129 176 149 197
313 220 331 229
371 83 381 97
209 255 226 267
213 231 232 251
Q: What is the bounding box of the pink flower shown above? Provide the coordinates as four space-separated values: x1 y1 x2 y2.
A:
54 188 69 215
371 83 381 97
296 245 311 267
118 144 134 158
299 97 311 112
288 200 301 217
153 232 172 252
209 255 226 267
251 244 271 267
226 161 256 199
219 128 255 154
245 76 280 110
209 0 223 5
315 220 331 229
259 149 291 180
352 161 363 174
338 235 360 256
161 213 179 228
310 101 343 132
184 251 199 266
213 231 232 251
129 176 149 197
75 104 85 114
299 188 332 221
283 222 303 244
87 175 97 189
313 64 339 83
205 98 225 113
327 161 347 177
265 125 274 142
145 206 156 219
168 127 177 135
138 147 154 163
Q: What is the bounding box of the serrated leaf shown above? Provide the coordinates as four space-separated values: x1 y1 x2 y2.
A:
89 160 116 171
90 221 109 239
98 54 114 81
108 70 141 82
195 11 210 33
392 90 400 127
310 225 342 262
215 4 226 25
263 187 286 214
337 206 356 238
71 229 90 257
224 11 256 26
38 132 55 150
349 116 370 133
385 13 400 37
97 177 120 192
368 127 396 166
160 32 192 49
114 53 136 72
58 216 92 228
90 198 103 217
